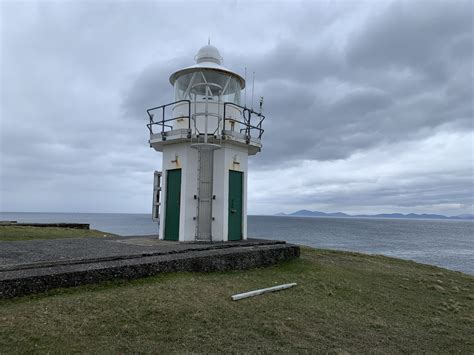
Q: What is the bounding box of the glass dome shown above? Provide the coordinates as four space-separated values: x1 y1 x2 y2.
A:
174 69 242 105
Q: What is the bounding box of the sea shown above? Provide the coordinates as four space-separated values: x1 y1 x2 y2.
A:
1 212 473 275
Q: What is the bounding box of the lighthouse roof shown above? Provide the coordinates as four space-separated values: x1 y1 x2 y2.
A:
195 44 222 64
169 45 246 89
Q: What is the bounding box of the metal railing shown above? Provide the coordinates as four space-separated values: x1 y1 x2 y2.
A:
223 103 265 143
146 100 265 144
146 100 192 140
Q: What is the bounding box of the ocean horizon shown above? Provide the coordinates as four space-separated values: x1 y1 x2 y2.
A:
1 212 473 275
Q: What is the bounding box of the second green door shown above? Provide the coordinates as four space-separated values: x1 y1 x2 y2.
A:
228 170 243 241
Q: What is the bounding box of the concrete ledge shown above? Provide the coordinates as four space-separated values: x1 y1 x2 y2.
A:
0 243 300 298
0 222 90 229
0 221 17 225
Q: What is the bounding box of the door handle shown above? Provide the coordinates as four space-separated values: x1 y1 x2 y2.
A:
231 208 237 213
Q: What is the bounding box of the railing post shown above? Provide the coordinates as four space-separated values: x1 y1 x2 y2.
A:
187 100 192 138
148 113 154 135
161 106 165 140
222 103 227 139
244 108 250 144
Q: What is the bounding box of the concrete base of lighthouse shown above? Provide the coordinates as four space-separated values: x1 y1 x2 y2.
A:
0 237 300 298
158 141 250 242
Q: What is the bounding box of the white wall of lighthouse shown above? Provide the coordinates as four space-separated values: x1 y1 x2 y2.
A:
158 142 248 242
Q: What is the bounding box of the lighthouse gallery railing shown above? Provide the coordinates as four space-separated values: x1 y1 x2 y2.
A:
147 100 192 140
146 100 265 142
223 102 265 142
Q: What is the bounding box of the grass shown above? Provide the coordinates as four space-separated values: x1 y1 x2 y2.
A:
0 226 113 241
0 248 473 353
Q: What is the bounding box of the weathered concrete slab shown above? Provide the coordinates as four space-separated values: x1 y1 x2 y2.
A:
0 222 90 229
0 236 299 298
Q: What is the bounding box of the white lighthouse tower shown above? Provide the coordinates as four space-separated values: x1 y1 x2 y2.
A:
147 44 265 242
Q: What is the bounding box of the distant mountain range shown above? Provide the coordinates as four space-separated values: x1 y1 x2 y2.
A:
275 210 474 220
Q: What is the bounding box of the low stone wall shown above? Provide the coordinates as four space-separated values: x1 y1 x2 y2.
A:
0 244 300 298
0 222 90 229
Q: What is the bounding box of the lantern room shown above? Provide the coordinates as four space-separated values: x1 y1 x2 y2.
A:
171 45 243 105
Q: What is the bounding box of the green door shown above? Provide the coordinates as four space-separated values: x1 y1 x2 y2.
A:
164 169 181 241
228 170 243 241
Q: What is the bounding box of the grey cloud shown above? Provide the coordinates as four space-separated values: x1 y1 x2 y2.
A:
123 57 190 120
327 89 393 118
251 141 474 215
347 0 473 70
252 41 343 83
243 1 473 167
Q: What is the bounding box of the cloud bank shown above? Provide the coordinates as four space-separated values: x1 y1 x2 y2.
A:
1 0 473 215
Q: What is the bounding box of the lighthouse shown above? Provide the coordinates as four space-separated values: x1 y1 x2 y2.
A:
147 44 264 242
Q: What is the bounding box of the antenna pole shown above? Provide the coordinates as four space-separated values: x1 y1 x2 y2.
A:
244 67 247 108
251 72 255 110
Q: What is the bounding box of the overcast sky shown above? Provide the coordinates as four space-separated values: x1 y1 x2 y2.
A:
1 0 473 216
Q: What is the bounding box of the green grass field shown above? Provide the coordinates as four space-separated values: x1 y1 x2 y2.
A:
0 226 113 241
1 248 472 353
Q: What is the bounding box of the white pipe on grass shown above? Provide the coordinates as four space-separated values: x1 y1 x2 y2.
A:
231 283 297 301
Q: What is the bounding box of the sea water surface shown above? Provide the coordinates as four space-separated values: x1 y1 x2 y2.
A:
1 212 473 274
